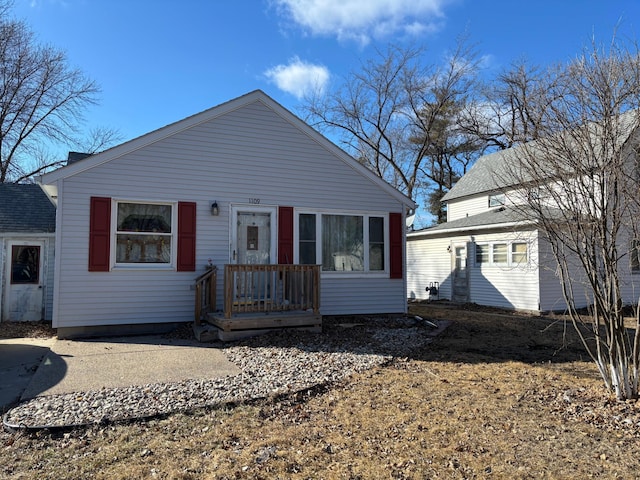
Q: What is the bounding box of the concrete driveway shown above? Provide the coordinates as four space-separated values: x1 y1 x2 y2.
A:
1 335 239 412
0 337 56 412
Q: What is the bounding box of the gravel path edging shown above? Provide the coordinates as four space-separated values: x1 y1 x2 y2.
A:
3 317 444 431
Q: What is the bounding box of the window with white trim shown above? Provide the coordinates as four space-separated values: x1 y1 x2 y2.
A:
511 242 528 264
297 212 386 273
492 243 508 264
475 244 489 265
475 241 528 267
488 193 506 208
299 213 316 265
115 202 174 264
368 216 385 271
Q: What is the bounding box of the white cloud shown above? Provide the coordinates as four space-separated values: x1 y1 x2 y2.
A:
29 0 70 8
264 57 330 99
273 0 454 45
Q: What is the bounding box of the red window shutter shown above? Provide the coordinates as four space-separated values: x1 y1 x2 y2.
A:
89 197 111 272
177 202 197 272
389 212 403 279
278 206 294 264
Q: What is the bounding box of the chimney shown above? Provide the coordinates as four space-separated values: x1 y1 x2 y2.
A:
67 151 92 165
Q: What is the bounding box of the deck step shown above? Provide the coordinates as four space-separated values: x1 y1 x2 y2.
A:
203 311 322 341
192 323 221 342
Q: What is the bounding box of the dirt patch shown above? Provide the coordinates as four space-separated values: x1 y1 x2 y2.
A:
2 305 639 479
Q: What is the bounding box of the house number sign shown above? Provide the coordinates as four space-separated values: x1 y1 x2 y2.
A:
249 198 260 204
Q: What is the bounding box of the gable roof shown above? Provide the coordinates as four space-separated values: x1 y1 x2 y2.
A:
443 109 640 203
39 90 415 209
0 184 55 233
441 148 514 202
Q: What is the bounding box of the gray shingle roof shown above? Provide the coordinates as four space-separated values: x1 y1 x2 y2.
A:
409 206 534 237
441 148 520 202
443 109 640 202
0 184 55 233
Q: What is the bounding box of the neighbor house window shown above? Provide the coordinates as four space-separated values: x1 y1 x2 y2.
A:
115 202 173 264
488 193 506 208
475 244 489 265
475 241 527 267
297 212 386 273
492 243 508 264
511 243 528 264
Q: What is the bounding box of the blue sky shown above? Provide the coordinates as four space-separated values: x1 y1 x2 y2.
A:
11 0 640 148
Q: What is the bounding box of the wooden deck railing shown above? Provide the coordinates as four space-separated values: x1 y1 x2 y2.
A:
194 266 217 325
223 264 320 319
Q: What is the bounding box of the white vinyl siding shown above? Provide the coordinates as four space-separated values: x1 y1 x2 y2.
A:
447 189 523 222
536 235 588 312
406 235 452 301
407 229 540 311
48 99 408 328
447 194 489 222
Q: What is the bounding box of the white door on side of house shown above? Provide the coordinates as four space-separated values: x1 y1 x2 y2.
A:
451 243 469 303
4 241 45 321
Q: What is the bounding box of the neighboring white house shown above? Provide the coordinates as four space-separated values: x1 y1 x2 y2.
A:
0 184 56 322
407 134 640 313
39 90 415 337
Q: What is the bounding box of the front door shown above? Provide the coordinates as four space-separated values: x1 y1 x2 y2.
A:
231 206 276 265
230 206 277 304
4 241 45 321
451 243 469 303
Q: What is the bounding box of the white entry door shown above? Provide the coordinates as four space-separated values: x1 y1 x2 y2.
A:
4 241 45 321
451 243 469 303
230 206 276 265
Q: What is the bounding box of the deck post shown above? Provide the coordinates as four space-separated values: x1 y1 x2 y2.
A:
312 265 320 315
209 270 217 316
195 283 202 325
224 264 233 319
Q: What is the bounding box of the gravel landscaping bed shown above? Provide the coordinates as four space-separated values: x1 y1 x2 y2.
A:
4 316 439 430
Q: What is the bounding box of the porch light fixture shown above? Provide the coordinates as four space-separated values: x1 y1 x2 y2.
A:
211 201 219 216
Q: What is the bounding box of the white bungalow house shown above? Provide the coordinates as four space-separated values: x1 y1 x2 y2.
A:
0 184 56 322
38 90 415 338
406 122 640 313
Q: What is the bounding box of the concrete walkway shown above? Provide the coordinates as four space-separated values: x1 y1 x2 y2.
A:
0 337 56 411
1 335 239 411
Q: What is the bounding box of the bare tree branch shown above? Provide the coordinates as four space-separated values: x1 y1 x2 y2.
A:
500 34 640 399
302 39 484 223
0 8 99 182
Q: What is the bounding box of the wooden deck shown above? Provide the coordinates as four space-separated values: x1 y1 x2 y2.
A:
193 264 322 341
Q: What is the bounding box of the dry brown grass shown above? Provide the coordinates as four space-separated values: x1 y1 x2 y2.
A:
2 305 640 479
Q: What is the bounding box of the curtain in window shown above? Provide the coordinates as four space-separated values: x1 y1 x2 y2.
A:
322 215 363 271
116 203 172 263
